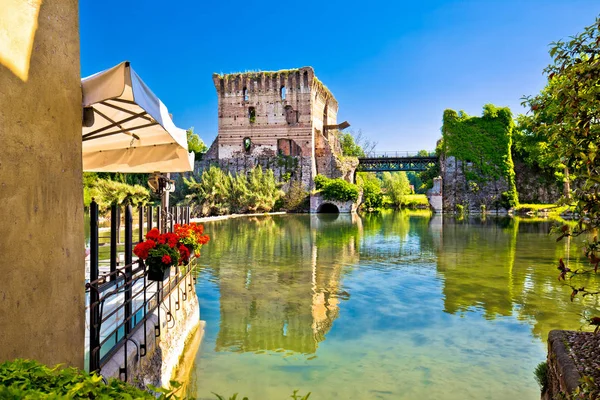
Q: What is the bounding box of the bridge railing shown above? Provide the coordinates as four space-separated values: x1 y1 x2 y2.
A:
361 151 436 158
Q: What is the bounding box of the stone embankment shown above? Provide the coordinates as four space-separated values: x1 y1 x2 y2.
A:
543 330 600 399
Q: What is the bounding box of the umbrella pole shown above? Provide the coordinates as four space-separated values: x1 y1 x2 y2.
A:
160 173 170 233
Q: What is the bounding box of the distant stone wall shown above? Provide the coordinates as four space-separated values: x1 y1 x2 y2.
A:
514 159 562 204
427 177 443 213
441 155 511 213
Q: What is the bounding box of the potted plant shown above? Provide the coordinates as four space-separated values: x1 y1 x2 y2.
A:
134 228 180 281
174 222 210 261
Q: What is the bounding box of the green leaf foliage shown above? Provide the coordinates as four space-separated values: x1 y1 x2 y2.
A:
87 178 150 212
441 105 518 208
314 174 359 202
357 173 383 210
382 171 411 208
0 359 176 399
186 127 208 157
184 166 283 216
338 131 365 157
523 17 600 327
282 180 310 212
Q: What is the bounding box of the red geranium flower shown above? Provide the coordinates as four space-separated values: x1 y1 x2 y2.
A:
146 228 160 241
161 255 172 265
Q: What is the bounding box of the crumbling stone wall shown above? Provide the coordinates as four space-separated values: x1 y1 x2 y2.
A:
206 67 345 189
514 159 562 204
441 154 511 213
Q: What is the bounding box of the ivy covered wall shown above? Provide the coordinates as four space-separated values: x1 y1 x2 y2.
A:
440 105 519 211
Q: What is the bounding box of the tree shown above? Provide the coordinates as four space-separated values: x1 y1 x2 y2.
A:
337 129 377 157
187 127 208 157
382 172 411 208
523 17 600 327
357 173 383 210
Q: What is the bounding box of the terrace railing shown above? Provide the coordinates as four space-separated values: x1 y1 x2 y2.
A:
85 201 194 380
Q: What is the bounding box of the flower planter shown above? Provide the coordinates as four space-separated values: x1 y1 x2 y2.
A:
147 267 170 282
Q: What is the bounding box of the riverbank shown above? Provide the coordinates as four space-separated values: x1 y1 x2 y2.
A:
190 211 287 223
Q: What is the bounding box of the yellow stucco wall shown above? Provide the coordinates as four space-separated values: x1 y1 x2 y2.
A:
0 0 84 367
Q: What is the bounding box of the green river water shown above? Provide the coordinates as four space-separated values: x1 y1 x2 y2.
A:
185 211 599 400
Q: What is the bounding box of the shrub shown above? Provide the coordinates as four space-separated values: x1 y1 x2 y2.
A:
534 361 548 392
0 359 177 399
321 178 359 202
360 175 383 210
88 178 150 212
184 166 283 216
283 181 310 212
314 174 328 190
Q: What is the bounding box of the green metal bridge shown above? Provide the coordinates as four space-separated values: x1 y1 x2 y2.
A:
356 151 438 172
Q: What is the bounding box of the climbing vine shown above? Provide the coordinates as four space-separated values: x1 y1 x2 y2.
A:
441 104 519 208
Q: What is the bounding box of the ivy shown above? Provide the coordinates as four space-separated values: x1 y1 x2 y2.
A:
441 104 519 208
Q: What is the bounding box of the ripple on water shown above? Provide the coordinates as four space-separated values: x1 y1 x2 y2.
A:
186 212 597 400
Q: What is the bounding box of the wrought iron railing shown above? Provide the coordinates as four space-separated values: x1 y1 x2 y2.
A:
85 201 194 380
361 151 436 158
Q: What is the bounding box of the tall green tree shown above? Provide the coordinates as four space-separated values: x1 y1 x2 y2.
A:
357 173 383 210
523 17 600 331
382 172 411 208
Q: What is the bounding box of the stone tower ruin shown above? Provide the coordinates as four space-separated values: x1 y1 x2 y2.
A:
204 67 350 187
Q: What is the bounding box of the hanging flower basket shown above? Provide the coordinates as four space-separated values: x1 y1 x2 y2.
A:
134 224 210 281
174 223 210 261
134 229 180 282
147 264 170 281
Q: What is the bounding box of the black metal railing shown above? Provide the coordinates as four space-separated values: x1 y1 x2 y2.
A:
362 151 436 158
86 200 194 380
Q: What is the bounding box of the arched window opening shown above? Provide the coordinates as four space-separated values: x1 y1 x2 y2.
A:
243 86 249 102
280 86 286 100
243 137 252 153
248 107 256 123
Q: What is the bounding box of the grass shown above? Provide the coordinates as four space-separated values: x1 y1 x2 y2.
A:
402 194 430 208
381 194 430 210
514 203 571 217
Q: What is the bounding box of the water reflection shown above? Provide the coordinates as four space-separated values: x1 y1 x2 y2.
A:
437 217 600 338
199 214 359 355
189 211 600 399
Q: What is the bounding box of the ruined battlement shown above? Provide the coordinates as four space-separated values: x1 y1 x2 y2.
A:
212 67 338 109
205 67 349 189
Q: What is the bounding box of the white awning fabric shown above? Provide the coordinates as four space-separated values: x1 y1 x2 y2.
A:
81 61 194 172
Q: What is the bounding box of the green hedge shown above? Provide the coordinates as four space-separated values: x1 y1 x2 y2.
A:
314 174 359 202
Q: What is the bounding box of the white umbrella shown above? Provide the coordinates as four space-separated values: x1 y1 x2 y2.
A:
81 61 194 173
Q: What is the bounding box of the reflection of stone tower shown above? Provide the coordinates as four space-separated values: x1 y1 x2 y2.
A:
206 68 345 187
214 215 359 355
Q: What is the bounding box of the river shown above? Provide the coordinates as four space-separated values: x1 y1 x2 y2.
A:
184 211 599 400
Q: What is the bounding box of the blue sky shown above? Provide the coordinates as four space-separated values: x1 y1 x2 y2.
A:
80 0 600 151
